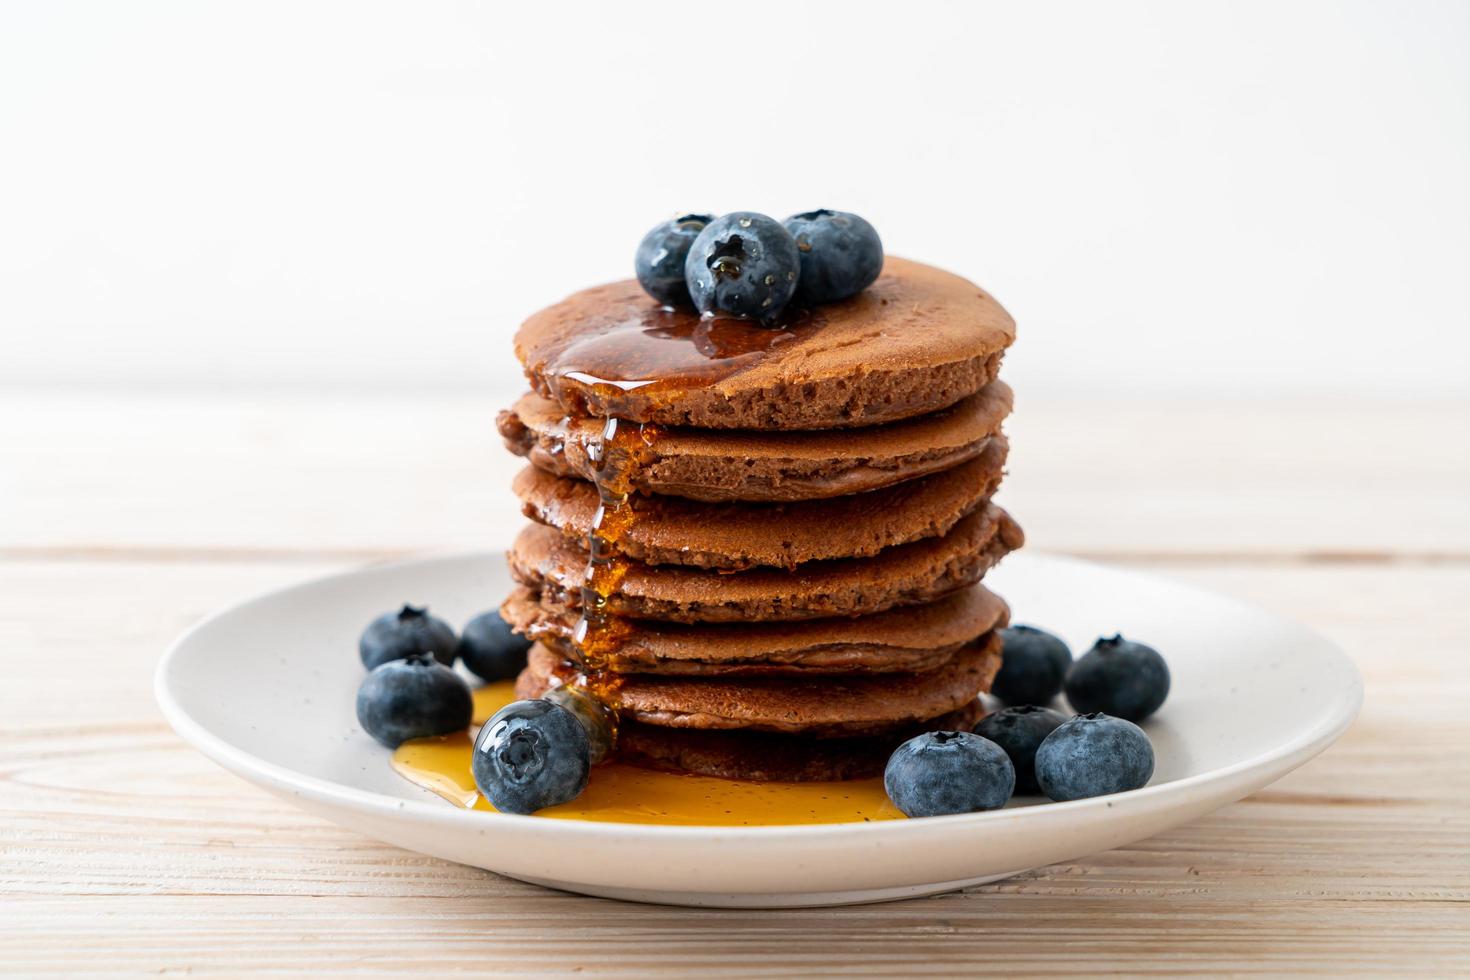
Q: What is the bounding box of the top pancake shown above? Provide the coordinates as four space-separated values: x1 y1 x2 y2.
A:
515 257 1015 430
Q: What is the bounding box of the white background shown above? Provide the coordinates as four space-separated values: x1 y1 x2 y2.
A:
2 0 1467 402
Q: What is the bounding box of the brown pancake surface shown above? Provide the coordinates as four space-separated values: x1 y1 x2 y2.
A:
502 583 1009 675
518 635 1001 737
615 702 987 782
499 380 1011 504
515 257 1015 430
512 440 1007 571
508 503 1023 624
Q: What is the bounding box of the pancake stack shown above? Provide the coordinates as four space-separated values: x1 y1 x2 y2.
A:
497 257 1022 781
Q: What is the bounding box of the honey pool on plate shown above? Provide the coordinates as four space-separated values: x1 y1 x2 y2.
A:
390 680 905 826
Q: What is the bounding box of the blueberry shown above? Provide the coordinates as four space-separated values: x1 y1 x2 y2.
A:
359 604 457 670
783 210 884 304
542 686 615 765
457 610 531 683
684 212 800 321
883 730 1015 817
992 625 1073 706
635 213 713 308
1065 634 1170 721
355 653 473 748
973 705 1068 794
1035 712 1155 801
473 699 590 814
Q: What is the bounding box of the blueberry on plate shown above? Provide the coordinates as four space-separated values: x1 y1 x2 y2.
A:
1065 634 1170 721
783 210 884 304
635 213 713 308
457 609 531 684
355 653 473 748
359 604 457 670
973 705 1068 794
683 212 800 321
1035 712 1155 801
992 625 1073 706
473 698 590 814
883 730 1015 817
542 686 615 765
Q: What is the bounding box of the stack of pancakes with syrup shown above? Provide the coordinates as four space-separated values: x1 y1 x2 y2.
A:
497 257 1023 781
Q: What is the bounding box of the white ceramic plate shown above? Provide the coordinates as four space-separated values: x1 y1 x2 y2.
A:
156 551 1360 908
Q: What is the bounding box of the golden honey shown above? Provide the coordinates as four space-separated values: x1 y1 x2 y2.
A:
391 681 905 826
572 415 657 673
532 302 827 416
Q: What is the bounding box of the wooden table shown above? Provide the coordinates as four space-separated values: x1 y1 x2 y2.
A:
3 391 1467 975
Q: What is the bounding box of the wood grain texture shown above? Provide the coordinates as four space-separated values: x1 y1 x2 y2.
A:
2 394 1468 976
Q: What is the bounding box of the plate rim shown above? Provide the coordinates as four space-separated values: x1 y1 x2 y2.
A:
155 549 1363 842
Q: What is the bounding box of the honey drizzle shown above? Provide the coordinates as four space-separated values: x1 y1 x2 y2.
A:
570 416 659 693
534 304 826 419
392 681 905 826
523 295 826 777
394 734 903 825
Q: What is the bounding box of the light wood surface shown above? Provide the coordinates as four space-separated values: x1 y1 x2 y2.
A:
2 392 1468 976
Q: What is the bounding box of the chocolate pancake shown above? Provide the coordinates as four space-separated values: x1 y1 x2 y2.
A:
512 440 1008 570
498 380 1011 504
508 503 1023 623
515 257 1015 430
516 634 1003 737
501 583 1009 675
615 702 987 782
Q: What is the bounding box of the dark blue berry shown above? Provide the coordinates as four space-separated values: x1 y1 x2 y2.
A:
359 604 457 670
457 610 531 683
473 699 590 814
355 653 472 748
993 625 1073 706
684 212 800 321
883 730 1014 817
783 210 883 304
635 214 713 308
1065 634 1170 721
543 686 615 765
1035 712 1155 801
973 705 1068 794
